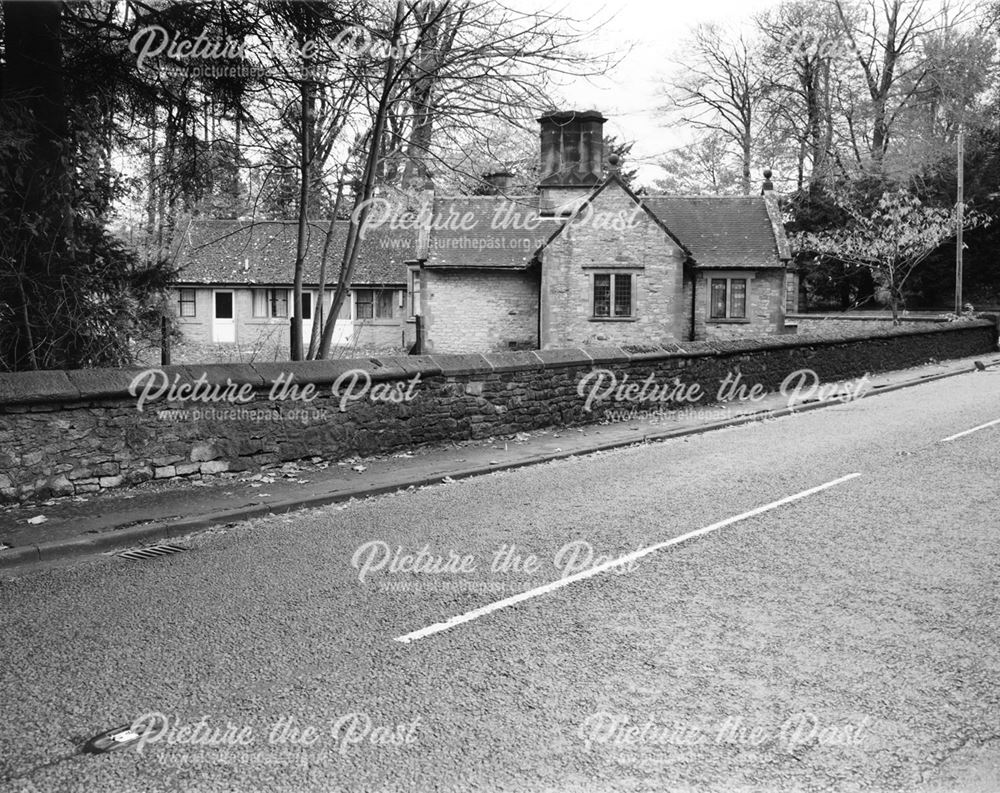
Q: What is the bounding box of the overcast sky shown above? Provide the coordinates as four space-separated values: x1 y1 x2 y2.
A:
534 0 785 184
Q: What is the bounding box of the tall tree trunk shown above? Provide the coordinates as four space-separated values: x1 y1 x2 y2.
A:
796 140 805 192
741 135 752 195
317 0 407 360
158 110 178 256
291 77 315 361
889 288 901 324
145 109 158 261
805 62 826 185
307 173 347 359
402 1 463 187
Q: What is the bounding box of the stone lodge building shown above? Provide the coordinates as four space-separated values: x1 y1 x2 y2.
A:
414 110 793 354
169 110 793 360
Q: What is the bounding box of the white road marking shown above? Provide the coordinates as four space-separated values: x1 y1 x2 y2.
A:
941 418 1000 443
393 472 863 644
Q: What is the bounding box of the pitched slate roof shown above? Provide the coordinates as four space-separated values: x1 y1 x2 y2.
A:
175 189 791 279
422 196 560 269
421 190 789 270
174 220 412 286
642 195 789 269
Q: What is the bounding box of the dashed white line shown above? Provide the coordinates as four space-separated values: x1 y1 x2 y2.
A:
941 418 1000 443
393 472 863 644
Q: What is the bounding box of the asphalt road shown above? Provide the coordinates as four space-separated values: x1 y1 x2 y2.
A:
1 369 999 793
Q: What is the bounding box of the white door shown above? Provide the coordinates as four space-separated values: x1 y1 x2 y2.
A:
213 290 236 343
331 290 353 345
296 291 313 345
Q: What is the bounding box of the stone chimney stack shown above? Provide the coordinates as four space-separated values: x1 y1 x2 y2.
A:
537 110 606 215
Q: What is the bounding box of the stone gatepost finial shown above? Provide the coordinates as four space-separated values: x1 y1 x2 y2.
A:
761 168 774 194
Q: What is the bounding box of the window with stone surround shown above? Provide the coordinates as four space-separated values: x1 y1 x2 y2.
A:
592 273 633 318
356 289 394 320
709 277 748 320
178 288 196 317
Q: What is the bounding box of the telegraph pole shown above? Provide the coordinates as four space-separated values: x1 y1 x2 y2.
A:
955 126 964 314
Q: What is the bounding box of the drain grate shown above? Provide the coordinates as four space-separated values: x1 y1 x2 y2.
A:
118 543 187 561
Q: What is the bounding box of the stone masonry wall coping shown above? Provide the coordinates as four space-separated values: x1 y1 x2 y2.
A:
0 318 994 408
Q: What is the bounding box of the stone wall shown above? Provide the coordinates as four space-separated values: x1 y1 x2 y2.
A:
692 269 788 341
0 319 995 503
420 268 539 353
788 313 947 337
541 181 689 347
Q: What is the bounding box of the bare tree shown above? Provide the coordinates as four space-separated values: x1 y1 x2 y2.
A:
315 0 410 359
307 166 349 359
399 0 468 186
374 0 616 193
831 0 973 171
756 1 841 190
655 133 745 195
311 0 614 358
665 24 767 195
247 0 364 359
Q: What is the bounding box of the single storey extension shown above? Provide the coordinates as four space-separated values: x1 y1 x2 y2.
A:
171 220 417 362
